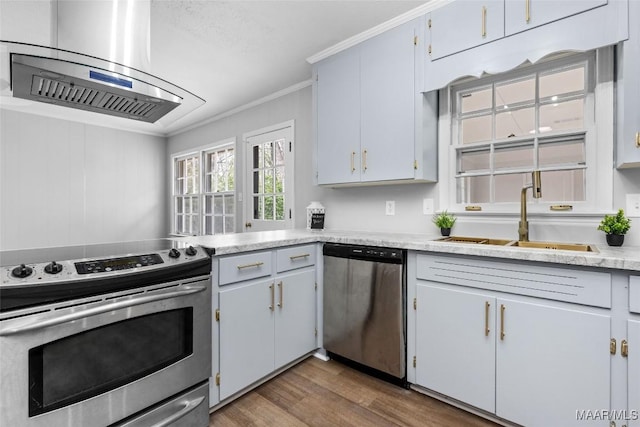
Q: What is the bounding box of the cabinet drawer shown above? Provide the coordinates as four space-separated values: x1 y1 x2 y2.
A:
276 244 316 273
416 254 611 308
219 251 272 285
630 276 640 314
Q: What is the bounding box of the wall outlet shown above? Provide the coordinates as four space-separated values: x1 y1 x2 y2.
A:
423 198 434 215
626 194 640 217
386 201 395 216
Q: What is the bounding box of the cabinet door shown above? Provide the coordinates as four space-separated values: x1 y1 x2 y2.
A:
415 284 496 413
617 0 640 168
496 299 610 426
316 49 361 185
429 0 505 60
360 19 417 182
274 269 317 368
219 279 275 400
629 320 640 427
505 0 607 36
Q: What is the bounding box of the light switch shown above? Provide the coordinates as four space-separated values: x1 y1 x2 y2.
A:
423 198 434 215
626 194 640 217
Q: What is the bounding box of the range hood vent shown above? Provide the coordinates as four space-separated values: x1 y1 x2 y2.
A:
11 54 181 123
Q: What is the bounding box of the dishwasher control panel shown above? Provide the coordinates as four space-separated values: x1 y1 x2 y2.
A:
323 243 404 263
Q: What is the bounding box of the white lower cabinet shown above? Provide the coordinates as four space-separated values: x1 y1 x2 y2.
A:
219 278 275 400
495 298 610 426
413 254 612 426
215 246 318 402
416 285 496 413
629 320 640 427
628 276 640 426
274 269 317 369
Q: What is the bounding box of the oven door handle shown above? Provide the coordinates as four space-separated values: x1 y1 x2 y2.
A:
0 285 207 336
150 395 206 427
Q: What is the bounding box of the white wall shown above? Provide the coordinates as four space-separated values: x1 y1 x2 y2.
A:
0 110 168 251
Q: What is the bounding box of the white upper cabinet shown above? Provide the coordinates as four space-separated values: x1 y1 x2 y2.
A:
316 49 361 185
423 0 628 92
314 17 438 186
616 0 640 168
504 0 607 36
429 0 505 60
359 19 417 183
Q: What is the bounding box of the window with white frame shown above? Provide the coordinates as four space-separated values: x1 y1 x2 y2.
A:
173 142 235 235
203 145 235 234
174 153 200 235
449 52 608 212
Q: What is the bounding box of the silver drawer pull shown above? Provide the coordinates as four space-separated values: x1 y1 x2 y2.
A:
289 253 310 261
150 395 206 427
237 261 264 270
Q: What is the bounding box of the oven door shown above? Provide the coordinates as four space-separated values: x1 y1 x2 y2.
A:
0 278 211 427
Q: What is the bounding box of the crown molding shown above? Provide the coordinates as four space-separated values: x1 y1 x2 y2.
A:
306 0 452 64
168 79 313 138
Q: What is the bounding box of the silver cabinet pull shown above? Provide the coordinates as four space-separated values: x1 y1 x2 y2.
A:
289 253 310 260
237 261 264 270
485 301 491 337
269 283 275 311
500 304 506 340
277 281 283 308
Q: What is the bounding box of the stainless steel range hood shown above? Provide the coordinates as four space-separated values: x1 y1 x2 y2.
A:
0 0 204 129
11 54 181 123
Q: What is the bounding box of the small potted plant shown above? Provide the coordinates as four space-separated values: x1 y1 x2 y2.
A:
597 208 631 246
433 210 457 236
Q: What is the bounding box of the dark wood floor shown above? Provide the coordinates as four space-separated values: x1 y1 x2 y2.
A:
209 357 499 426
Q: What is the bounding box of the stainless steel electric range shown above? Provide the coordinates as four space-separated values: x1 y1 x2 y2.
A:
0 239 212 427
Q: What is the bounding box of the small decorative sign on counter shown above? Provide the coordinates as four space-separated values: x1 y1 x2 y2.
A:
310 213 325 229
306 201 325 229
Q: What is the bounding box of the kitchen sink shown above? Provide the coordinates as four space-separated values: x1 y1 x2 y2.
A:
436 236 598 252
437 236 514 246
508 241 598 252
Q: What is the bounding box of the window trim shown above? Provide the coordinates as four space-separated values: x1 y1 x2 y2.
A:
171 138 236 236
441 48 613 217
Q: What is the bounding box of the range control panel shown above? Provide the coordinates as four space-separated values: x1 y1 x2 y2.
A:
1 245 206 286
75 254 165 274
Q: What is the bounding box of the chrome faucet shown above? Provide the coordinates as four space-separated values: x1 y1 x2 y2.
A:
518 171 542 242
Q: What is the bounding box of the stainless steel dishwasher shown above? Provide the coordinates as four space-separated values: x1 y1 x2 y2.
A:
323 243 406 383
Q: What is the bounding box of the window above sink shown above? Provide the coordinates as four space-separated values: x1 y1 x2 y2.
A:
441 48 614 216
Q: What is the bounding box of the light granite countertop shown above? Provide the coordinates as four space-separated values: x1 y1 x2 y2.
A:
172 229 640 272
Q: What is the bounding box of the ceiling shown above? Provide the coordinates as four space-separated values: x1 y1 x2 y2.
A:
148 1 428 135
